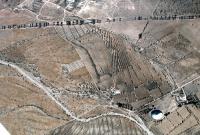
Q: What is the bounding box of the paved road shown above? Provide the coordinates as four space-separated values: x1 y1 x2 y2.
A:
0 59 154 135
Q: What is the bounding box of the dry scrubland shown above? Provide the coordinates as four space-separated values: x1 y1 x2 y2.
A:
0 0 200 134
0 10 94 134
0 27 91 90
0 65 70 135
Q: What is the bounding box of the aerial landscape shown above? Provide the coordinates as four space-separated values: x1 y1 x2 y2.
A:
0 0 200 135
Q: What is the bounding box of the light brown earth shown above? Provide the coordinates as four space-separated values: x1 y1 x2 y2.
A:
0 65 70 135
0 0 200 135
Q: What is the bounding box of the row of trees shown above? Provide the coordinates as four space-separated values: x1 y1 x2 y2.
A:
0 19 102 30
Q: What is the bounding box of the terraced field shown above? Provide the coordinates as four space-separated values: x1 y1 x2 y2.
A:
49 115 145 135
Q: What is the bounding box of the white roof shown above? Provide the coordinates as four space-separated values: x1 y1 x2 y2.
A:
0 123 10 135
112 90 121 95
151 110 164 120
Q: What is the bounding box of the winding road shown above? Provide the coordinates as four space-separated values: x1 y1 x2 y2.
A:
0 59 154 135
